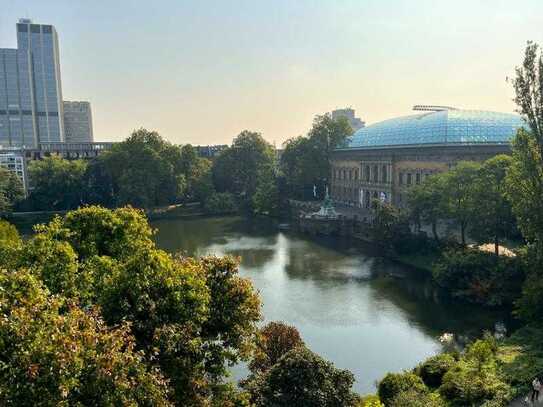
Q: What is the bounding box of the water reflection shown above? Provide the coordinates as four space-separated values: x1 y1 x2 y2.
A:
153 216 509 393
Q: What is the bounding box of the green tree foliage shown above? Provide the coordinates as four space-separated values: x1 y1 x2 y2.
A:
506 129 543 248
0 219 21 267
0 206 262 405
389 389 445 407
203 192 238 214
0 268 172 406
369 200 411 256
439 339 511 406
28 156 88 210
252 163 280 215
416 353 456 388
377 371 427 406
0 167 25 212
508 42 543 324
281 115 353 200
469 155 517 255
407 174 447 242
249 321 305 375
249 346 358 407
212 130 276 212
99 129 186 209
432 247 524 306
441 161 481 246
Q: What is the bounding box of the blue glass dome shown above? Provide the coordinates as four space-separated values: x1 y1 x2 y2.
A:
343 109 525 149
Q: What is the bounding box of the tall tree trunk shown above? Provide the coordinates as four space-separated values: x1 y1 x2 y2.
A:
461 222 466 246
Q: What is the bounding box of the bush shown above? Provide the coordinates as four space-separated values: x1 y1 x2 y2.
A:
389 389 445 407
204 192 238 214
377 371 427 406
432 247 525 306
250 347 358 406
439 339 511 405
417 353 456 388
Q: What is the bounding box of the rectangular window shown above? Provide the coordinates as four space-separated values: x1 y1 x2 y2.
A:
399 173 403 185
416 173 421 184
17 24 28 32
407 173 412 185
42 25 52 33
30 25 40 33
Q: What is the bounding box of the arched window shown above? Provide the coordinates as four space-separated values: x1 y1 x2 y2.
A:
381 165 387 183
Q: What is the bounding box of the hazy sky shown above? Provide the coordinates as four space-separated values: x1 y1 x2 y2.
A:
2 0 543 146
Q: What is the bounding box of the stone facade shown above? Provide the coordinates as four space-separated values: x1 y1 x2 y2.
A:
330 144 510 212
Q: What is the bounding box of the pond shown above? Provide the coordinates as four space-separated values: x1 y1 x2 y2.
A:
152 215 509 394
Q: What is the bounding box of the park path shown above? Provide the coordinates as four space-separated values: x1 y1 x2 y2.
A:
509 393 542 406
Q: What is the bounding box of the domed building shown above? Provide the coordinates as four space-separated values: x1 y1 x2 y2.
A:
330 105 525 210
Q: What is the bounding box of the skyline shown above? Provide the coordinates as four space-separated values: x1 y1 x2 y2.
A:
2 0 543 146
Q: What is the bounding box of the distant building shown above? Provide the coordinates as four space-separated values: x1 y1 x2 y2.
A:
330 108 365 131
63 101 94 142
331 106 525 211
195 144 228 158
0 19 65 147
0 150 27 191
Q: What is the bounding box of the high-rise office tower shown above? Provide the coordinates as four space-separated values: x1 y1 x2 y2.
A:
0 19 65 147
330 108 365 131
63 101 94 143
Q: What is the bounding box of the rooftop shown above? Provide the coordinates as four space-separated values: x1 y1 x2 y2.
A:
341 108 525 149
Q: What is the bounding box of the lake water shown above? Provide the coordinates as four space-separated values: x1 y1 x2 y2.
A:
152 215 509 394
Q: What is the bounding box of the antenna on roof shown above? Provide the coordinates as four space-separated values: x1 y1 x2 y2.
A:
413 105 458 112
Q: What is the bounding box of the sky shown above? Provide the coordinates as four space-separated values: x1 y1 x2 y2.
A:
1 0 543 146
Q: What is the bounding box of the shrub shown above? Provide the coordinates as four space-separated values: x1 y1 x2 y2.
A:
204 192 238 214
417 353 456 388
439 339 511 405
389 389 446 407
250 347 358 406
377 371 427 406
432 247 524 306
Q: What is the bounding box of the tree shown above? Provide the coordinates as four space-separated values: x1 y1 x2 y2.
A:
28 157 87 210
416 353 456 388
249 347 358 407
470 155 516 255
505 129 543 249
432 247 524 306
439 339 511 406
407 174 447 242
212 131 275 211
507 41 543 323
377 371 427 406
0 268 172 406
0 219 21 267
249 321 305 375
0 167 24 212
441 161 481 246
1 206 262 405
281 115 353 200
204 192 238 214
252 163 280 216
369 200 411 255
